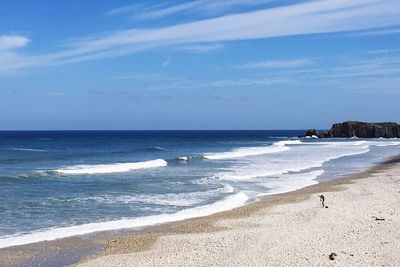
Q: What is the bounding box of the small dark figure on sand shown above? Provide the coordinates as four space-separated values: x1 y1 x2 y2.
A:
329 252 337 260
318 195 325 207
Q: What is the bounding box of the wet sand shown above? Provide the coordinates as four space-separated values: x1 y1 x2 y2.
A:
1 157 399 266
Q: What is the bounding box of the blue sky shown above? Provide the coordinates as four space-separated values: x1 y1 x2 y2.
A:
0 0 399 130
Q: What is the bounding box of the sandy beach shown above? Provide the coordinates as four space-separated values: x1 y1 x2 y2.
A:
72 158 400 267
2 0 399 265
1 158 399 267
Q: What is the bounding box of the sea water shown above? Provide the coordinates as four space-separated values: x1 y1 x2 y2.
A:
0 130 399 248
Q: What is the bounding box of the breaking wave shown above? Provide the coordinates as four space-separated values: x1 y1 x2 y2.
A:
214 141 370 181
203 140 301 160
54 159 167 175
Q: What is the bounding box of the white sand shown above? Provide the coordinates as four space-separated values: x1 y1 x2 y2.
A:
77 164 400 267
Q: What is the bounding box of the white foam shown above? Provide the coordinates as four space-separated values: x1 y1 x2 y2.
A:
203 140 301 160
222 184 235 193
176 156 191 161
302 140 367 146
258 170 324 196
0 192 249 249
147 146 167 151
366 140 400 147
215 141 370 181
84 190 221 207
54 159 167 175
11 148 47 152
314 140 400 147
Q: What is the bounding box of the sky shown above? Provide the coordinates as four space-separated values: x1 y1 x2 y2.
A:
0 0 399 130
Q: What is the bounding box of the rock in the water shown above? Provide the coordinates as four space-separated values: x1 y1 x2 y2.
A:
305 121 400 138
304 128 320 137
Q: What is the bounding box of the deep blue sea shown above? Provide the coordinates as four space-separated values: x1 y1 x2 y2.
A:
0 130 399 248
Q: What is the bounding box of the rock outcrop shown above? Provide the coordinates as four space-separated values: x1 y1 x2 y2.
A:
305 121 400 138
305 128 319 137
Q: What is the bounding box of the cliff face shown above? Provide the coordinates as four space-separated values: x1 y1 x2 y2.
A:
305 121 400 138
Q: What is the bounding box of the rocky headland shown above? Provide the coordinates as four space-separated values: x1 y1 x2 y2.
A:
305 121 400 138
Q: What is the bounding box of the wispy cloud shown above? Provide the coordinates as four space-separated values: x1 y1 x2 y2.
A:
162 57 172 67
243 51 400 93
179 43 224 53
262 53 400 80
361 48 400 55
349 77 400 94
354 27 400 36
112 72 294 90
107 3 157 16
0 35 30 51
133 2 203 21
2 0 400 74
205 78 295 87
112 73 182 81
313 56 400 79
236 58 312 69
108 0 276 20
0 35 33 73
111 47 400 93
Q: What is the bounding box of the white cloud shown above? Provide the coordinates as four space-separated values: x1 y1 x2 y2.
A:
361 49 400 55
244 53 400 93
349 77 400 94
81 0 400 50
0 35 33 74
0 35 30 51
39 0 400 53
107 50 400 92
205 78 294 87
314 56 400 79
179 43 224 53
112 73 182 81
107 3 156 16
1 0 400 73
237 59 312 69
135 2 203 21
109 0 275 20
354 27 400 36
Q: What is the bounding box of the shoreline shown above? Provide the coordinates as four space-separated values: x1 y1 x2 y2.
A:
1 156 399 266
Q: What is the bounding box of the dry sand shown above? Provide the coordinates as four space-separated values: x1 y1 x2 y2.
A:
75 160 400 267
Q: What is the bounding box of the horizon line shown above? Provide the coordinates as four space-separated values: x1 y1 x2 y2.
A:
0 129 315 132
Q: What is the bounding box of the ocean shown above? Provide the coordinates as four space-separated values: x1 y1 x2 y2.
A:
0 130 399 248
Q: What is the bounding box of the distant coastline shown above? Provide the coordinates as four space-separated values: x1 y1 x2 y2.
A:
305 121 400 138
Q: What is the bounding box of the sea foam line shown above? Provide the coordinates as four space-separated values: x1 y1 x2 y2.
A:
203 140 301 160
54 159 167 175
215 142 370 181
10 148 47 152
0 192 249 249
258 169 324 196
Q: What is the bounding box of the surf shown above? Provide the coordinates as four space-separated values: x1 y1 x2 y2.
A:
213 141 370 181
54 159 167 175
0 192 249 249
203 140 301 160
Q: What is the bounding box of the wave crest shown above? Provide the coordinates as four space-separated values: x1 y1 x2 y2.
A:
10 148 47 152
54 159 167 175
214 142 370 181
203 140 301 160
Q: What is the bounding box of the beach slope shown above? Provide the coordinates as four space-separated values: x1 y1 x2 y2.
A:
77 161 400 266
